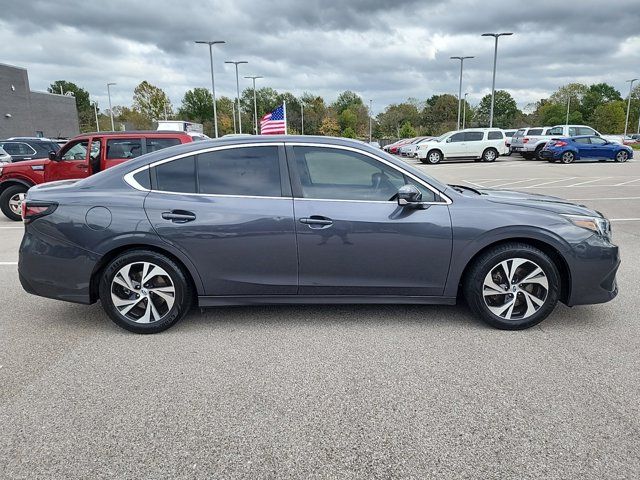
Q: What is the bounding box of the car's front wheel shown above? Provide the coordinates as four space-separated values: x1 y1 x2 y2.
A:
615 150 629 163
425 150 443 164
99 250 194 333
463 242 560 330
0 184 29 221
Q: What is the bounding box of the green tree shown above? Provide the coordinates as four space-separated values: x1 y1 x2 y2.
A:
179 88 214 123
591 101 626 134
48 80 91 112
398 121 417 138
342 127 356 138
333 90 364 114
581 83 622 121
475 90 520 128
111 106 153 130
339 108 358 132
300 93 326 135
548 83 589 107
422 94 458 134
132 81 173 121
319 116 340 136
377 102 420 137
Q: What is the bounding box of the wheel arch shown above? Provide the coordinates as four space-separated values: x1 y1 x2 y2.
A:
0 178 34 195
89 243 204 303
453 236 572 305
426 148 444 161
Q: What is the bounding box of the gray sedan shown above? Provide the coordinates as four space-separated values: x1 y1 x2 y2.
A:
18 136 619 333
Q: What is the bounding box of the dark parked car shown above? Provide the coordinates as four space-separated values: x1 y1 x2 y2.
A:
19 136 619 333
0 138 60 162
540 135 633 164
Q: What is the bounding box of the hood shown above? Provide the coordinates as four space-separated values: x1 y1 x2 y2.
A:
475 188 599 217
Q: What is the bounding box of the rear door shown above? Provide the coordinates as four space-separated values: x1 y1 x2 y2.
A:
288 144 452 296
463 131 485 156
143 143 298 296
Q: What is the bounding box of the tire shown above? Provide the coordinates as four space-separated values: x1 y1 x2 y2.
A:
547 159 556 163
99 250 194 334
521 152 534 160
0 184 29 221
482 148 498 162
560 151 575 164
463 242 560 330
534 145 545 160
426 150 442 164
615 150 629 163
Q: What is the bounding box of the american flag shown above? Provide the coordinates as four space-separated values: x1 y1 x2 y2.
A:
260 104 286 135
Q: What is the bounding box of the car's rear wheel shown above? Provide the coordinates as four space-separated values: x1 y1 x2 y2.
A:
0 184 29 221
560 151 575 164
534 145 545 160
426 150 442 164
482 148 498 162
615 150 629 163
463 242 560 330
99 250 194 334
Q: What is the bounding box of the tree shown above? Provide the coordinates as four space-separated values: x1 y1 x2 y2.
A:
48 80 91 112
300 93 326 135
319 116 340 136
398 121 417 138
591 101 626 134
179 88 214 123
422 94 458 134
333 90 364 114
548 83 589 107
581 83 622 121
376 102 420 137
111 106 153 130
342 127 356 138
475 90 519 128
132 81 173 121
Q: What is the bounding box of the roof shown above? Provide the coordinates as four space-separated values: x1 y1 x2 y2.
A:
73 130 194 137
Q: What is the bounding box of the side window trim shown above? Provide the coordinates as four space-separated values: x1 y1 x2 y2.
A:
284 143 451 205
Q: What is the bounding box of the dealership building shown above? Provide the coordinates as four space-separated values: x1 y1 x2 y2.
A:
0 63 79 139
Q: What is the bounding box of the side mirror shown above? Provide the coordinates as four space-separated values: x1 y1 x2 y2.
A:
446 137 452 143
397 184 423 208
48 151 58 161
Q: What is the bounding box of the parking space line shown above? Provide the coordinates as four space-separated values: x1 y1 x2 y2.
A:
566 177 609 187
525 177 576 188
489 178 539 188
568 196 640 201
610 218 640 222
0 226 24 229
0 262 17 265
613 178 640 186
461 180 487 188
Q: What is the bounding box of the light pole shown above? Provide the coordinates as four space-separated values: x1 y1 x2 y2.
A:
244 75 263 134
369 99 373 142
93 102 100 132
624 78 638 138
106 82 116 131
481 32 513 127
195 40 225 138
225 60 248 133
463 93 469 129
301 102 304 135
566 95 571 125
450 56 474 130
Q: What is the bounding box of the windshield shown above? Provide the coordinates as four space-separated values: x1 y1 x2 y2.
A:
433 131 454 143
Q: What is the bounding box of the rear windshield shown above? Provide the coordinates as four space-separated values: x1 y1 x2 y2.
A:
514 129 526 136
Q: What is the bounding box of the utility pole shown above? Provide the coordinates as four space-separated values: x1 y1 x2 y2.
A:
624 79 638 138
566 95 571 125
107 82 116 131
481 32 513 127
450 56 474 130
195 41 225 138
244 75 263 134
301 103 304 135
369 99 373 142
93 102 100 132
463 93 469 129
225 60 248 133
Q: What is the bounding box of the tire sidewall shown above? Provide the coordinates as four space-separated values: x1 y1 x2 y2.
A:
561 152 575 164
99 250 192 333
427 150 442 164
483 148 498 162
616 150 628 162
0 184 29 221
465 246 560 330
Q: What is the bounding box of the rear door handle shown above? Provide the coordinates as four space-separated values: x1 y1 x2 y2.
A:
162 210 196 223
300 216 333 228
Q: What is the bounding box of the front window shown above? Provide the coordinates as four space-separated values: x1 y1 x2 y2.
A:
590 136 607 145
60 140 89 160
293 146 436 202
448 132 466 143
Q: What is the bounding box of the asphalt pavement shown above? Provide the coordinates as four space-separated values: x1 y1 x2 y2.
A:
1 154 639 479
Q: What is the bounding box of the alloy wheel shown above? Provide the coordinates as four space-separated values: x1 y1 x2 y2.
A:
482 258 549 321
110 261 176 323
616 151 628 162
428 152 441 164
561 152 574 164
8 193 25 217
484 149 497 162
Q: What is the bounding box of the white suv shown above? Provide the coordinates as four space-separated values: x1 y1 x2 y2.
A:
416 129 508 164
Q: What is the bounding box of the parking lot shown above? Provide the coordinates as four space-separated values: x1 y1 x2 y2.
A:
1 155 639 479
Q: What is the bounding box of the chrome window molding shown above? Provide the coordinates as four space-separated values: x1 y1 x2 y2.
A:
123 141 452 205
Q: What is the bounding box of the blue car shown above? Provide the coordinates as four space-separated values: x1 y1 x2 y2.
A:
541 135 633 164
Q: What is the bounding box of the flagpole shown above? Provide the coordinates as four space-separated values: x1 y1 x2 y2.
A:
283 101 287 135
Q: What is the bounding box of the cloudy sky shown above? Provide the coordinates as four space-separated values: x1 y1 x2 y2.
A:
1 0 639 114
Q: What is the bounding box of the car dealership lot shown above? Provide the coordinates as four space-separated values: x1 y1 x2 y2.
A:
1 157 639 478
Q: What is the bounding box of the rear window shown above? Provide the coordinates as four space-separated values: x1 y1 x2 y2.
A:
155 156 196 193
504 131 516 137
465 132 484 141
146 138 181 153
514 129 526 137
106 138 143 159
527 128 543 136
487 131 503 140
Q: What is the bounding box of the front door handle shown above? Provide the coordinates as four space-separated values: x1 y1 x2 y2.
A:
76 164 88 169
162 210 196 223
300 216 333 228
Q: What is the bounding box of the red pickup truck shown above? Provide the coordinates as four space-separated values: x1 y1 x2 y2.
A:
0 131 194 220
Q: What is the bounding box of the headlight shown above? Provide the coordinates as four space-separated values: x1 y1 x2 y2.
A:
562 214 611 239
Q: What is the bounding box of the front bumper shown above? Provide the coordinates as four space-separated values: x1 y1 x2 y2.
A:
565 235 620 306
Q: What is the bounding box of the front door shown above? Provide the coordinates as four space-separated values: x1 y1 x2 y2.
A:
44 139 91 182
143 144 298 296
445 132 467 157
288 145 452 296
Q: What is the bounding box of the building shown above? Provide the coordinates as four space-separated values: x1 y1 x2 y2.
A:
0 63 79 139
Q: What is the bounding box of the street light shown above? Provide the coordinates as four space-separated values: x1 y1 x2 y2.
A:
106 82 116 131
93 102 100 132
624 78 638 138
244 75 263 134
481 32 513 127
369 99 373 142
450 56 474 130
195 40 225 138
301 102 304 135
225 60 248 133
463 93 469 129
